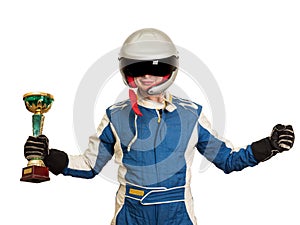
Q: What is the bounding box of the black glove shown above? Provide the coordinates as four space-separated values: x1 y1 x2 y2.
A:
24 135 69 175
270 124 294 152
24 135 49 160
251 124 295 162
44 148 69 175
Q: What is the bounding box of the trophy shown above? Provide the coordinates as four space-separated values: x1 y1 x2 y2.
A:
20 92 54 183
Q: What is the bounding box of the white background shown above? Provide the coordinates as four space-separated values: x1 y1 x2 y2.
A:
1 0 299 224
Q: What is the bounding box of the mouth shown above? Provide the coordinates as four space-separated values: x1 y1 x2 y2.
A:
140 80 155 86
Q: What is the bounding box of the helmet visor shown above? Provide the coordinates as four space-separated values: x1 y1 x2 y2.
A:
120 56 178 77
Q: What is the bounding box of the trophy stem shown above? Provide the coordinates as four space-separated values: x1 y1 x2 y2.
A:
27 113 46 168
32 114 44 137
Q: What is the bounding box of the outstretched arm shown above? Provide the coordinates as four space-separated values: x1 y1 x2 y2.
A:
196 114 295 173
58 114 115 178
24 114 116 178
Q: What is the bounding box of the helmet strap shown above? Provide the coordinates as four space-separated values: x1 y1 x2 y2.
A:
127 76 137 88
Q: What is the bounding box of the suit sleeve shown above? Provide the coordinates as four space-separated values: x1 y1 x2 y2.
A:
196 113 258 174
62 114 115 178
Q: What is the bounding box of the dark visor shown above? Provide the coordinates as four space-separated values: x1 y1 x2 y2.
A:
120 56 178 77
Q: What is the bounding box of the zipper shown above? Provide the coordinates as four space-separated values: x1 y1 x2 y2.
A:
153 109 163 224
153 109 163 181
156 109 162 123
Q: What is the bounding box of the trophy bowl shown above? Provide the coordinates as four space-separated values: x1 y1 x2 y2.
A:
23 92 54 114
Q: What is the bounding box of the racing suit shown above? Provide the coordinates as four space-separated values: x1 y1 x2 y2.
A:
62 92 258 225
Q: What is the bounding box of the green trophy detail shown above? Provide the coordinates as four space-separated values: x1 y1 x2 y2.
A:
20 92 54 183
33 114 44 137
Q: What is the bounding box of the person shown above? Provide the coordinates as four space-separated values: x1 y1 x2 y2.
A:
24 28 295 225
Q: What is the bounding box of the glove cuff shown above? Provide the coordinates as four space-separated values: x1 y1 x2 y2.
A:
251 137 277 162
44 149 69 175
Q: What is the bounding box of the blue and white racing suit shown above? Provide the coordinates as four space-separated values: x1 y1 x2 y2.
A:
62 92 258 225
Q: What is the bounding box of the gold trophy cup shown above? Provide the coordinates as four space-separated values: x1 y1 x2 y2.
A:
20 92 54 183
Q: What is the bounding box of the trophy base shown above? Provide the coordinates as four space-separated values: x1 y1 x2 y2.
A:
20 165 50 183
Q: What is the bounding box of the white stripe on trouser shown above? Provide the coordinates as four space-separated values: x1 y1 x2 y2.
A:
125 183 187 205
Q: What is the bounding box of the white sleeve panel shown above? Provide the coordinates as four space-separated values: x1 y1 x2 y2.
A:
199 112 238 150
68 114 110 171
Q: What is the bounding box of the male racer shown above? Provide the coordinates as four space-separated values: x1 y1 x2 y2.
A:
24 28 295 225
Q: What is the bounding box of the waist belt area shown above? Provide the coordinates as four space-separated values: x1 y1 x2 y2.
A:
125 183 186 205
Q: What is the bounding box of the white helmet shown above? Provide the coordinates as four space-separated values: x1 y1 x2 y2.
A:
119 28 179 95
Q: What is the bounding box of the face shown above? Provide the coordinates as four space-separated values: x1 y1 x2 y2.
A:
134 75 164 95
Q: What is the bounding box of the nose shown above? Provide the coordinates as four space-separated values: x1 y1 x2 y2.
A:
142 74 152 78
